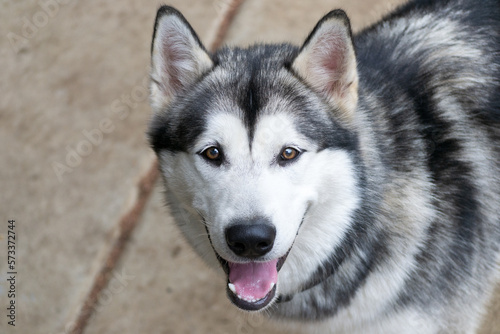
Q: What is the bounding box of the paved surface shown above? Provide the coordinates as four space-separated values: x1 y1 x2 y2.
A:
1 0 498 333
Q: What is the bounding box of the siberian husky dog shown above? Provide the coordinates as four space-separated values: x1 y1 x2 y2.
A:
147 0 500 332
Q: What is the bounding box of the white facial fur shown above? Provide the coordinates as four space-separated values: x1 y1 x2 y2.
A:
159 109 361 293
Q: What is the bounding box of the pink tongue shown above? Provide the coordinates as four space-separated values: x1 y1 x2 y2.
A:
229 260 278 301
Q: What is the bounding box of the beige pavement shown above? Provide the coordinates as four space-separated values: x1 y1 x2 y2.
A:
1 0 498 333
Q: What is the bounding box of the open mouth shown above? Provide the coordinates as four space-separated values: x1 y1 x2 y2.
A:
217 253 289 311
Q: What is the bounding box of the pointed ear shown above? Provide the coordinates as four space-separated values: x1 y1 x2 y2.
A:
292 10 358 121
150 6 214 111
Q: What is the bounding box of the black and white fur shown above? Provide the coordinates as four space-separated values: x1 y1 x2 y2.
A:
148 0 500 332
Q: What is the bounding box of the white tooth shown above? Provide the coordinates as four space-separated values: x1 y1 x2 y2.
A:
270 282 275 290
228 283 236 294
235 293 262 303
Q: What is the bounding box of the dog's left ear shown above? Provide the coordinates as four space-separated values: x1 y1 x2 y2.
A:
150 6 214 111
292 10 358 120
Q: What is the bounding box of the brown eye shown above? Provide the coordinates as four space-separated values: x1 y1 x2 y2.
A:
281 147 299 161
203 146 221 161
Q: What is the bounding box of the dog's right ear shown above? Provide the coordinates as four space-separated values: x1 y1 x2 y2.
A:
150 6 213 111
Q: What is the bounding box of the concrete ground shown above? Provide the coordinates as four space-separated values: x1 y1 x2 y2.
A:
1 0 499 333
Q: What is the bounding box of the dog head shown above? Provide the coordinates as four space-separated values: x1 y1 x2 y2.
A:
148 6 362 311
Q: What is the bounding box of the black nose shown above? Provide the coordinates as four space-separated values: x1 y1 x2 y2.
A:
225 223 276 258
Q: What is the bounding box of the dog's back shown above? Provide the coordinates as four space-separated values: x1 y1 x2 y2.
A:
352 0 500 330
